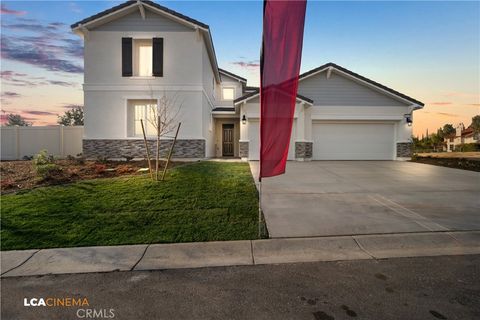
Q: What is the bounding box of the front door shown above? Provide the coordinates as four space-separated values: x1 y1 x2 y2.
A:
222 124 234 156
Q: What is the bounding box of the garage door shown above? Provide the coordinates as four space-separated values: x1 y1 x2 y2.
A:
312 122 394 160
248 120 296 160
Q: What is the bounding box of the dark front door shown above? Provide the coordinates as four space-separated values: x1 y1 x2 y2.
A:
222 124 234 156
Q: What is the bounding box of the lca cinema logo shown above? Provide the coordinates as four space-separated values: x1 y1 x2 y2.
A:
23 297 115 318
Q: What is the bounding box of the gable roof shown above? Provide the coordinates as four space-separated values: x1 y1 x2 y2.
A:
234 89 313 105
71 0 208 29
219 68 247 83
71 0 220 82
300 62 424 107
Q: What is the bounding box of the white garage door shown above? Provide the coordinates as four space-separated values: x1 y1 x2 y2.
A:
248 120 296 160
313 122 395 160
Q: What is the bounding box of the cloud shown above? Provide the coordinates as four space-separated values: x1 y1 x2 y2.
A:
61 104 83 109
1 91 21 98
231 60 260 69
23 110 58 116
47 80 77 87
0 70 28 80
429 102 452 106
436 112 459 118
467 103 480 106
444 92 479 98
0 16 83 74
1 4 26 16
69 2 82 14
1 70 79 88
1 35 83 73
2 23 65 34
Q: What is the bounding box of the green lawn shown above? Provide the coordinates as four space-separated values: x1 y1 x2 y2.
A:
1 162 261 251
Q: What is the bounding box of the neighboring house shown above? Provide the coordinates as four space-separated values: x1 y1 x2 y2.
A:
444 123 479 151
72 0 424 161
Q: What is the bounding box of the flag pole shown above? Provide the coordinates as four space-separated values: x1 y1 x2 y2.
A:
258 176 262 238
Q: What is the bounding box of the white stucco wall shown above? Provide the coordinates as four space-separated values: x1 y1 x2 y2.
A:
82 8 219 145
84 90 203 139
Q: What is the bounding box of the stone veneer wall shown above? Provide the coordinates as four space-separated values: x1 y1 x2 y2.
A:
396 142 412 158
239 141 249 158
83 139 205 159
295 142 313 159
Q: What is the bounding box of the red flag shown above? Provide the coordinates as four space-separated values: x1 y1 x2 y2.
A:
260 0 307 179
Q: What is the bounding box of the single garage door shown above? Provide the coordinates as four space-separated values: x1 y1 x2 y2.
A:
248 120 296 160
312 122 395 160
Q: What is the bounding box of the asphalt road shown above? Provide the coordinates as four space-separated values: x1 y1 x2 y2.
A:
2 255 479 320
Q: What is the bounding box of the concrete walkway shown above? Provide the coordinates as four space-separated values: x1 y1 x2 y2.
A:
2 230 479 277
250 161 480 238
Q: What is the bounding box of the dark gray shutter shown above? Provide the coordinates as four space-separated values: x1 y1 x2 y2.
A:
152 38 164 77
122 37 133 77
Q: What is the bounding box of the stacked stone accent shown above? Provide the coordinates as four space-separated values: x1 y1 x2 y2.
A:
396 142 412 158
83 139 205 159
295 142 313 159
239 141 249 158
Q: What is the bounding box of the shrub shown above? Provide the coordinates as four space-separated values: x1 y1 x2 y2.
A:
32 150 60 179
96 156 109 164
116 164 135 174
94 164 107 174
454 143 480 152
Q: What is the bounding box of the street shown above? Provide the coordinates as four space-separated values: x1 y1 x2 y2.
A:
2 255 479 320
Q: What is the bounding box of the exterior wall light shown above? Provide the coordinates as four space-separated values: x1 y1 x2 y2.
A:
242 114 247 125
404 114 412 126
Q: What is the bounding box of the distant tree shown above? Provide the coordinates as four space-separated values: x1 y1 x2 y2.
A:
58 106 84 126
442 124 455 137
471 115 480 134
429 133 443 151
4 113 32 126
436 128 444 139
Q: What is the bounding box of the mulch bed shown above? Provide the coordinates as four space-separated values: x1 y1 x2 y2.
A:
0 159 182 194
412 156 480 172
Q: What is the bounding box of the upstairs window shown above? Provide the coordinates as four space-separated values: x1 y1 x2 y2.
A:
122 38 163 77
222 87 235 100
133 39 153 77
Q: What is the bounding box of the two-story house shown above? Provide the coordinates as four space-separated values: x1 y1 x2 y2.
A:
72 0 424 161
444 123 479 151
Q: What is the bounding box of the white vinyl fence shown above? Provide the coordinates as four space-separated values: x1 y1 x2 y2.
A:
1 126 83 160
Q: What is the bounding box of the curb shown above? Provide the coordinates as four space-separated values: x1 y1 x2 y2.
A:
1 231 479 278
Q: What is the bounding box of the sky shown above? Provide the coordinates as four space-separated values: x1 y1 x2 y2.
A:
1 0 479 136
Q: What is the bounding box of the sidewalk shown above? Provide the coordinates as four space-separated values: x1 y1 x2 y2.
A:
2 230 479 278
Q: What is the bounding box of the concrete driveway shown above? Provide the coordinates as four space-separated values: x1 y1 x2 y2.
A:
250 161 480 238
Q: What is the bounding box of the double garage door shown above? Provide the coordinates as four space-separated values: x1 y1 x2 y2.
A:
312 122 395 160
248 121 395 160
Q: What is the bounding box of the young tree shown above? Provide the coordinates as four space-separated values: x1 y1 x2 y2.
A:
58 106 84 126
4 113 32 126
145 93 182 180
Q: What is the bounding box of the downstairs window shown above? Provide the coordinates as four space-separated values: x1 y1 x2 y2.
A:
128 100 157 137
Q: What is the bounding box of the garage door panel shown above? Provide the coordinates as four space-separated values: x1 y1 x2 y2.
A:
313 122 394 160
248 121 296 160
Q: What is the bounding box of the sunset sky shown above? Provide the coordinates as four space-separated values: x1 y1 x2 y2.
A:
1 0 479 136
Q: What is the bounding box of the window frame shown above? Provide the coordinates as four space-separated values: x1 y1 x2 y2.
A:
129 100 158 137
221 87 235 101
132 39 153 78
